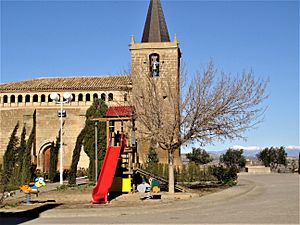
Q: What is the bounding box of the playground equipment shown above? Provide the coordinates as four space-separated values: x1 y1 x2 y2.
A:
19 177 46 204
149 178 160 193
136 178 161 200
91 135 126 204
90 106 187 204
135 168 188 192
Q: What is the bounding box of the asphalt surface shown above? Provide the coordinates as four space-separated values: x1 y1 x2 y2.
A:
1 173 299 224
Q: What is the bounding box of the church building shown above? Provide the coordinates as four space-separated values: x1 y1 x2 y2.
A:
0 0 182 172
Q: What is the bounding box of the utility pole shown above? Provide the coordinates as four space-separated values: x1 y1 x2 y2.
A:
95 121 98 182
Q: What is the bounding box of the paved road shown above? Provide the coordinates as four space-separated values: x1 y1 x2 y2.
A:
2 173 299 224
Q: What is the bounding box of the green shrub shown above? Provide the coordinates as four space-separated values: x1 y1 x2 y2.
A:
146 147 159 165
69 98 107 184
209 165 237 185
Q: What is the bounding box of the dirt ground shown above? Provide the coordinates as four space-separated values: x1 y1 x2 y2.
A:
1 184 227 211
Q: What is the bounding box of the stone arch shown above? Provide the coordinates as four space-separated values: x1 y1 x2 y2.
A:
25 94 30 103
3 95 8 103
33 94 38 102
39 141 53 173
78 93 83 101
18 95 23 103
108 93 113 101
48 94 52 102
93 93 98 100
41 94 46 102
149 53 160 77
10 95 16 103
101 93 106 101
86 93 91 101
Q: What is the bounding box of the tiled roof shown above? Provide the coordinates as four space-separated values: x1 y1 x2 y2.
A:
106 106 134 117
0 75 132 93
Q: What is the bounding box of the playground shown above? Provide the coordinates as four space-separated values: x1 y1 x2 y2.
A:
1 107 227 210
1 181 226 211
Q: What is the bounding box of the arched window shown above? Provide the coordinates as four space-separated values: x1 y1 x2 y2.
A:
71 94 75 101
86 93 90 102
108 93 113 101
101 93 106 101
41 94 46 102
48 94 52 102
25 95 30 103
78 93 83 102
149 53 160 77
33 94 38 102
10 95 15 103
18 95 23 103
93 93 98 100
124 93 128 102
3 95 8 103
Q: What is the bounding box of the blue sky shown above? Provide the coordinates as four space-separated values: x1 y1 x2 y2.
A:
1 0 299 153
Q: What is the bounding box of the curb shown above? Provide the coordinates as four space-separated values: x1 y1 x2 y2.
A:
38 177 256 218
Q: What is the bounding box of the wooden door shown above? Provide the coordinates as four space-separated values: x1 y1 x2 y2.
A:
43 147 51 173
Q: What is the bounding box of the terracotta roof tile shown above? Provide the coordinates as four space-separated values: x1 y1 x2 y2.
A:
106 106 134 117
0 75 132 93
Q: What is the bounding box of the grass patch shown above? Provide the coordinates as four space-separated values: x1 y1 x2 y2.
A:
56 183 95 192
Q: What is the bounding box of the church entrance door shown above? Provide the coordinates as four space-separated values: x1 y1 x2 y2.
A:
43 146 51 173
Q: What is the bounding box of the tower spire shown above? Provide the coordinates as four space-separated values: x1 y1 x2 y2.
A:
142 0 170 43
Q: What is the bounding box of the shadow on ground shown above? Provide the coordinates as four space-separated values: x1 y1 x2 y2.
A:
0 203 62 225
108 192 123 201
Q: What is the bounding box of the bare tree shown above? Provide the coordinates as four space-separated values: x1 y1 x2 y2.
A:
132 61 268 193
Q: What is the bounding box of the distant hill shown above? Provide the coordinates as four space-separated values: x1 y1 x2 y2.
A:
208 149 300 157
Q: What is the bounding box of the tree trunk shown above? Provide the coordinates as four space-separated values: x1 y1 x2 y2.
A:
168 150 175 193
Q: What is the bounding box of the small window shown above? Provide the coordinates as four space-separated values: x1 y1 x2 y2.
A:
10 95 15 103
18 95 23 103
93 93 98 100
149 53 160 77
109 121 115 133
41 94 46 102
101 93 106 101
33 94 38 102
108 93 113 101
25 95 30 103
124 93 128 102
86 93 91 102
3 95 8 103
48 94 52 102
71 94 75 102
78 94 83 101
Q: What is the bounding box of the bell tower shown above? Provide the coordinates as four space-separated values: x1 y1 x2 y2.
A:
130 0 181 81
130 0 181 164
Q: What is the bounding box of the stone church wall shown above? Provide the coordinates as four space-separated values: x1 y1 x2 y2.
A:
35 107 89 171
0 108 34 165
0 89 132 170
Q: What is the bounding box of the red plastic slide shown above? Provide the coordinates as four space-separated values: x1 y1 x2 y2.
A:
91 135 126 204
91 146 121 203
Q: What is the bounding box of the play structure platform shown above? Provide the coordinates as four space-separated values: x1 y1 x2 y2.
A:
90 109 186 204
91 141 187 204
